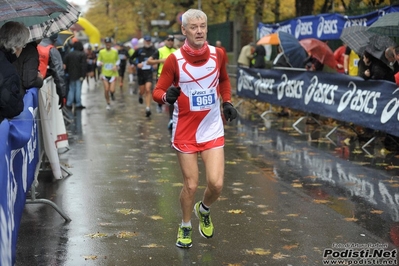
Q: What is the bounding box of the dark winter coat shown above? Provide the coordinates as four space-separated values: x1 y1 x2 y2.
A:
253 45 266 69
63 42 87 81
0 48 24 122
13 41 43 90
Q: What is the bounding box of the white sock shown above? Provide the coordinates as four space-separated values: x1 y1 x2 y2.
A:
181 221 191 227
200 202 210 213
129 74 134 82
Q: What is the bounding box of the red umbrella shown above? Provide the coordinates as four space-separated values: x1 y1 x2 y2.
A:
299 38 339 70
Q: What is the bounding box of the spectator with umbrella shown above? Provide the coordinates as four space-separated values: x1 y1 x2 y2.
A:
13 39 43 91
358 50 394 82
273 45 290 67
385 46 399 74
0 21 30 122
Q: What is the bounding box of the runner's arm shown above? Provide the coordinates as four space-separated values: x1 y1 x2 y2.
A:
217 48 232 103
146 50 160 65
153 54 178 105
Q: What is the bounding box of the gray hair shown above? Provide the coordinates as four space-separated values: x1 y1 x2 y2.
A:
0 21 30 54
182 9 207 27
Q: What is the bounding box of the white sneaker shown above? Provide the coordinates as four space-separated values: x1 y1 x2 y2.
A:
106 104 111 110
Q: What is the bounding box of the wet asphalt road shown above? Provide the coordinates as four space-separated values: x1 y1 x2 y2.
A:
15 80 399 266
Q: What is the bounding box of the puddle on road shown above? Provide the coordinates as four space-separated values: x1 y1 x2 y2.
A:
227 114 399 248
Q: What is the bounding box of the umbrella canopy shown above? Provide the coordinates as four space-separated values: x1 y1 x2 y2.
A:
367 12 399 37
0 0 65 21
0 0 80 42
299 38 338 69
340 25 374 55
277 31 307 68
257 33 279 45
364 34 396 65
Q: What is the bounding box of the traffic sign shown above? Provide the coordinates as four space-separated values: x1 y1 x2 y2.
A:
176 11 184 25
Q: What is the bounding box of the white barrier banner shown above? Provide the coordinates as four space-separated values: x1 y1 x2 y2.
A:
38 78 68 179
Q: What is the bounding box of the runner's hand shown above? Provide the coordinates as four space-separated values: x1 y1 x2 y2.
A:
223 102 237 121
166 86 181 105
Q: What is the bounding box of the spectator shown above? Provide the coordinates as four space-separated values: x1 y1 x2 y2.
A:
386 46 399 74
333 43 347 73
237 42 255 67
215 40 228 67
358 51 394 82
253 44 266 69
343 46 359 76
305 55 324 71
391 46 399 86
0 21 30 122
63 41 87 109
273 45 290 67
13 40 43 91
38 33 67 108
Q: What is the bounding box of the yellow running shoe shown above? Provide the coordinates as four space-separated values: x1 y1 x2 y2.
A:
176 225 193 248
194 201 214 238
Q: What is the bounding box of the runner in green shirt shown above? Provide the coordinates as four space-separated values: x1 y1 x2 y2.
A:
97 37 120 110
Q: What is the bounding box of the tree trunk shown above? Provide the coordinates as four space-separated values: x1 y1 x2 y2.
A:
296 0 314 16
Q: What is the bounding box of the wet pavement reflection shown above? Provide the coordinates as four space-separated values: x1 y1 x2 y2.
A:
15 81 399 266
235 115 399 249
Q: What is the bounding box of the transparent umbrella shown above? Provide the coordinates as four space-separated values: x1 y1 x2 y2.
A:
0 0 80 42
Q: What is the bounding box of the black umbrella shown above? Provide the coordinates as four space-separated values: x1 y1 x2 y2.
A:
277 32 307 68
364 34 396 64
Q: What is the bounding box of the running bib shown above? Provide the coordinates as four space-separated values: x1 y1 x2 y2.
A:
189 88 217 111
142 58 151 70
104 63 114 70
